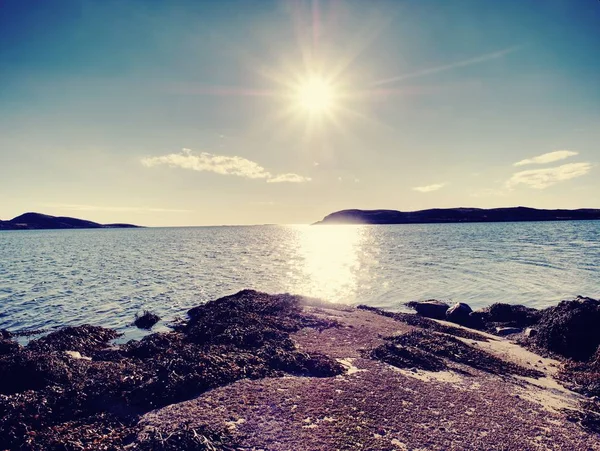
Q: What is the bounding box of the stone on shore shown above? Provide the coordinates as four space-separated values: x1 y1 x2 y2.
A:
446 302 473 326
534 296 600 361
476 303 542 331
405 300 450 320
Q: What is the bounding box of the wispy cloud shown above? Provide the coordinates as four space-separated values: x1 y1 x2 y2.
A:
141 148 311 184
42 203 192 213
412 183 446 193
267 173 311 183
506 162 592 189
373 45 520 86
514 150 579 167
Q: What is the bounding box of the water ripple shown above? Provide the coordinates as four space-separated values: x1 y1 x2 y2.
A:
0 221 598 339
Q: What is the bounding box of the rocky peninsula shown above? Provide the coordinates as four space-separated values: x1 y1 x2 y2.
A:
1 291 599 450
0 212 140 230
315 207 600 225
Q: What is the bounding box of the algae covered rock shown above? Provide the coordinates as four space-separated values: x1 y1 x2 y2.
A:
405 300 449 320
534 296 600 361
446 302 473 326
134 310 161 330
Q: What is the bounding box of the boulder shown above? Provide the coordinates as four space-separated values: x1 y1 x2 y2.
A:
476 303 541 329
534 296 600 361
446 303 473 326
405 300 450 320
134 310 161 330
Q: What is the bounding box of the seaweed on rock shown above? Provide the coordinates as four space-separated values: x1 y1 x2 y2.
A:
369 330 543 378
0 290 343 450
357 304 489 342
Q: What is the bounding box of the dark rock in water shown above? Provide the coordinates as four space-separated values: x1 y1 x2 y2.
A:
495 327 523 336
534 296 600 361
134 310 161 330
446 302 473 326
405 300 449 320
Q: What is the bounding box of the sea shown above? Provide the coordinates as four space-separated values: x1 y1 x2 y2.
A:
1 221 598 339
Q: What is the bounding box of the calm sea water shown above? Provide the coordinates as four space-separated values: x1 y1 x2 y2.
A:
1 221 598 338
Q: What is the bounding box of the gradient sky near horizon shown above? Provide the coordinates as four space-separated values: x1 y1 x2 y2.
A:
1 0 599 226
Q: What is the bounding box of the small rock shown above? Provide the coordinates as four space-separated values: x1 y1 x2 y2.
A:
495 327 523 336
134 310 161 330
405 300 449 320
446 303 473 326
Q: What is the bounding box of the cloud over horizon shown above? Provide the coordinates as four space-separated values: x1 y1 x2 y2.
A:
141 149 311 184
506 162 592 189
412 183 445 193
514 150 578 167
267 173 312 183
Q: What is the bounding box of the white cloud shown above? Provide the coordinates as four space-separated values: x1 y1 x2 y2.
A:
506 162 592 189
514 150 578 167
412 183 445 193
142 148 270 179
142 148 310 184
267 173 311 183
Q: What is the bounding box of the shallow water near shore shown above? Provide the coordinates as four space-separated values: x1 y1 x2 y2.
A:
1 221 598 339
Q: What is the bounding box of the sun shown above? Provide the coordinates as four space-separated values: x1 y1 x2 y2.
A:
295 76 336 114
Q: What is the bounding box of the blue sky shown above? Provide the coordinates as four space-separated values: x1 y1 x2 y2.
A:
1 0 599 226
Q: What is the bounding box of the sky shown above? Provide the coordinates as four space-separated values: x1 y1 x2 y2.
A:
1 0 599 226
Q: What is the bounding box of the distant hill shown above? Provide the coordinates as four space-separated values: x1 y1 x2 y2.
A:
314 207 600 225
0 212 141 230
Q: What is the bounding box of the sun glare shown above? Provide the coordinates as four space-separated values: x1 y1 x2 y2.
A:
296 76 336 113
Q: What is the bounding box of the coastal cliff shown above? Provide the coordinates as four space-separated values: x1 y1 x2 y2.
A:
315 207 600 225
0 212 140 230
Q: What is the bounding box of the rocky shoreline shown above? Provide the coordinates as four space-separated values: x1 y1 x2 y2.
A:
1 291 599 450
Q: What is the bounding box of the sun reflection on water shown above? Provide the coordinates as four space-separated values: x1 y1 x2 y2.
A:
289 225 369 303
